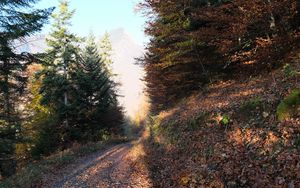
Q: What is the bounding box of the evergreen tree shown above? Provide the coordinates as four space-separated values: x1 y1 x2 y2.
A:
39 0 79 147
98 32 113 75
0 0 52 177
71 33 119 141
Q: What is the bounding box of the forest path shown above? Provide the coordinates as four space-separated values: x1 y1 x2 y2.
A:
45 142 151 188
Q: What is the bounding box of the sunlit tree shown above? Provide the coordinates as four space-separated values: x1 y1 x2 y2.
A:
99 32 114 75
39 0 80 146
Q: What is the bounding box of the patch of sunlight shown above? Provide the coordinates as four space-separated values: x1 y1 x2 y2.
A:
229 88 263 98
243 60 256 65
228 128 244 146
159 107 179 120
128 142 146 160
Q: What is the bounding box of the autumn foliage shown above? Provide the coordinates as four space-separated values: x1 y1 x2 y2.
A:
139 0 300 187
140 0 300 112
143 49 300 187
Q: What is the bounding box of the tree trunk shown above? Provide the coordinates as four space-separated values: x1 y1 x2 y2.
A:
297 0 300 28
4 73 10 120
267 0 276 32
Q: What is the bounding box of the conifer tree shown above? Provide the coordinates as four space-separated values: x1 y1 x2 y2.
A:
98 32 113 75
39 0 79 145
0 0 52 177
71 33 118 141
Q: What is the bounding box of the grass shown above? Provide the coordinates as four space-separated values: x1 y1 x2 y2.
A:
277 88 300 121
0 138 128 188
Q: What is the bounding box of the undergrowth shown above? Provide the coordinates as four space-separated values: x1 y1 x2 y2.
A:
277 88 300 121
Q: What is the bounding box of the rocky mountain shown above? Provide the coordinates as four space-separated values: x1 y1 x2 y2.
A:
107 28 145 117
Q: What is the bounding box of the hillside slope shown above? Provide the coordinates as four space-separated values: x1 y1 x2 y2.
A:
143 49 300 187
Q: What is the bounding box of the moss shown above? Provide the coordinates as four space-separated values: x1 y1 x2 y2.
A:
277 88 300 121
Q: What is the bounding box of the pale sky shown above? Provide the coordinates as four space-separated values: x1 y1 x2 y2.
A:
36 0 147 45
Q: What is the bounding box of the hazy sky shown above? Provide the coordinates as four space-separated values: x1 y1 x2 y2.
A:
36 0 147 45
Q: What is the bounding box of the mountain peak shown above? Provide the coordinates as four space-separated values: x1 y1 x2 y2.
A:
108 28 132 45
110 28 126 35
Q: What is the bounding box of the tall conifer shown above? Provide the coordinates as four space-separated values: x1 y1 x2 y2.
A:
39 0 79 144
0 0 52 177
71 33 118 141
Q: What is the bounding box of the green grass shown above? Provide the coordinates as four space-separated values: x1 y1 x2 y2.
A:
277 88 300 121
0 138 127 188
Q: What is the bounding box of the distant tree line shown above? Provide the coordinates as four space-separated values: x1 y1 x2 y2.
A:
0 0 124 177
140 0 300 112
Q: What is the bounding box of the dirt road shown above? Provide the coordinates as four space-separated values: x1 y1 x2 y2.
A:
45 142 151 188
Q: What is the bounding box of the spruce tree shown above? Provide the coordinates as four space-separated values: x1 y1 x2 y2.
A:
0 0 52 177
39 0 79 146
71 33 118 141
98 32 113 75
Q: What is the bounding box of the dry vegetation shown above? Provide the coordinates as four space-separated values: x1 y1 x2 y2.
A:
142 49 300 187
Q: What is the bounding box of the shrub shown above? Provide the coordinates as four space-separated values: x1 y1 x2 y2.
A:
31 116 61 159
277 88 300 121
220 114 230 126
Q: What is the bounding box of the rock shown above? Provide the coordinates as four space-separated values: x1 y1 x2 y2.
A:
221 153 227 158
263 112 269 118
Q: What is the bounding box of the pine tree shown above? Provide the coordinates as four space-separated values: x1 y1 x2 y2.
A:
98 32 113 75
71 33 119 141
0 0 52 177
39 0 79 146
